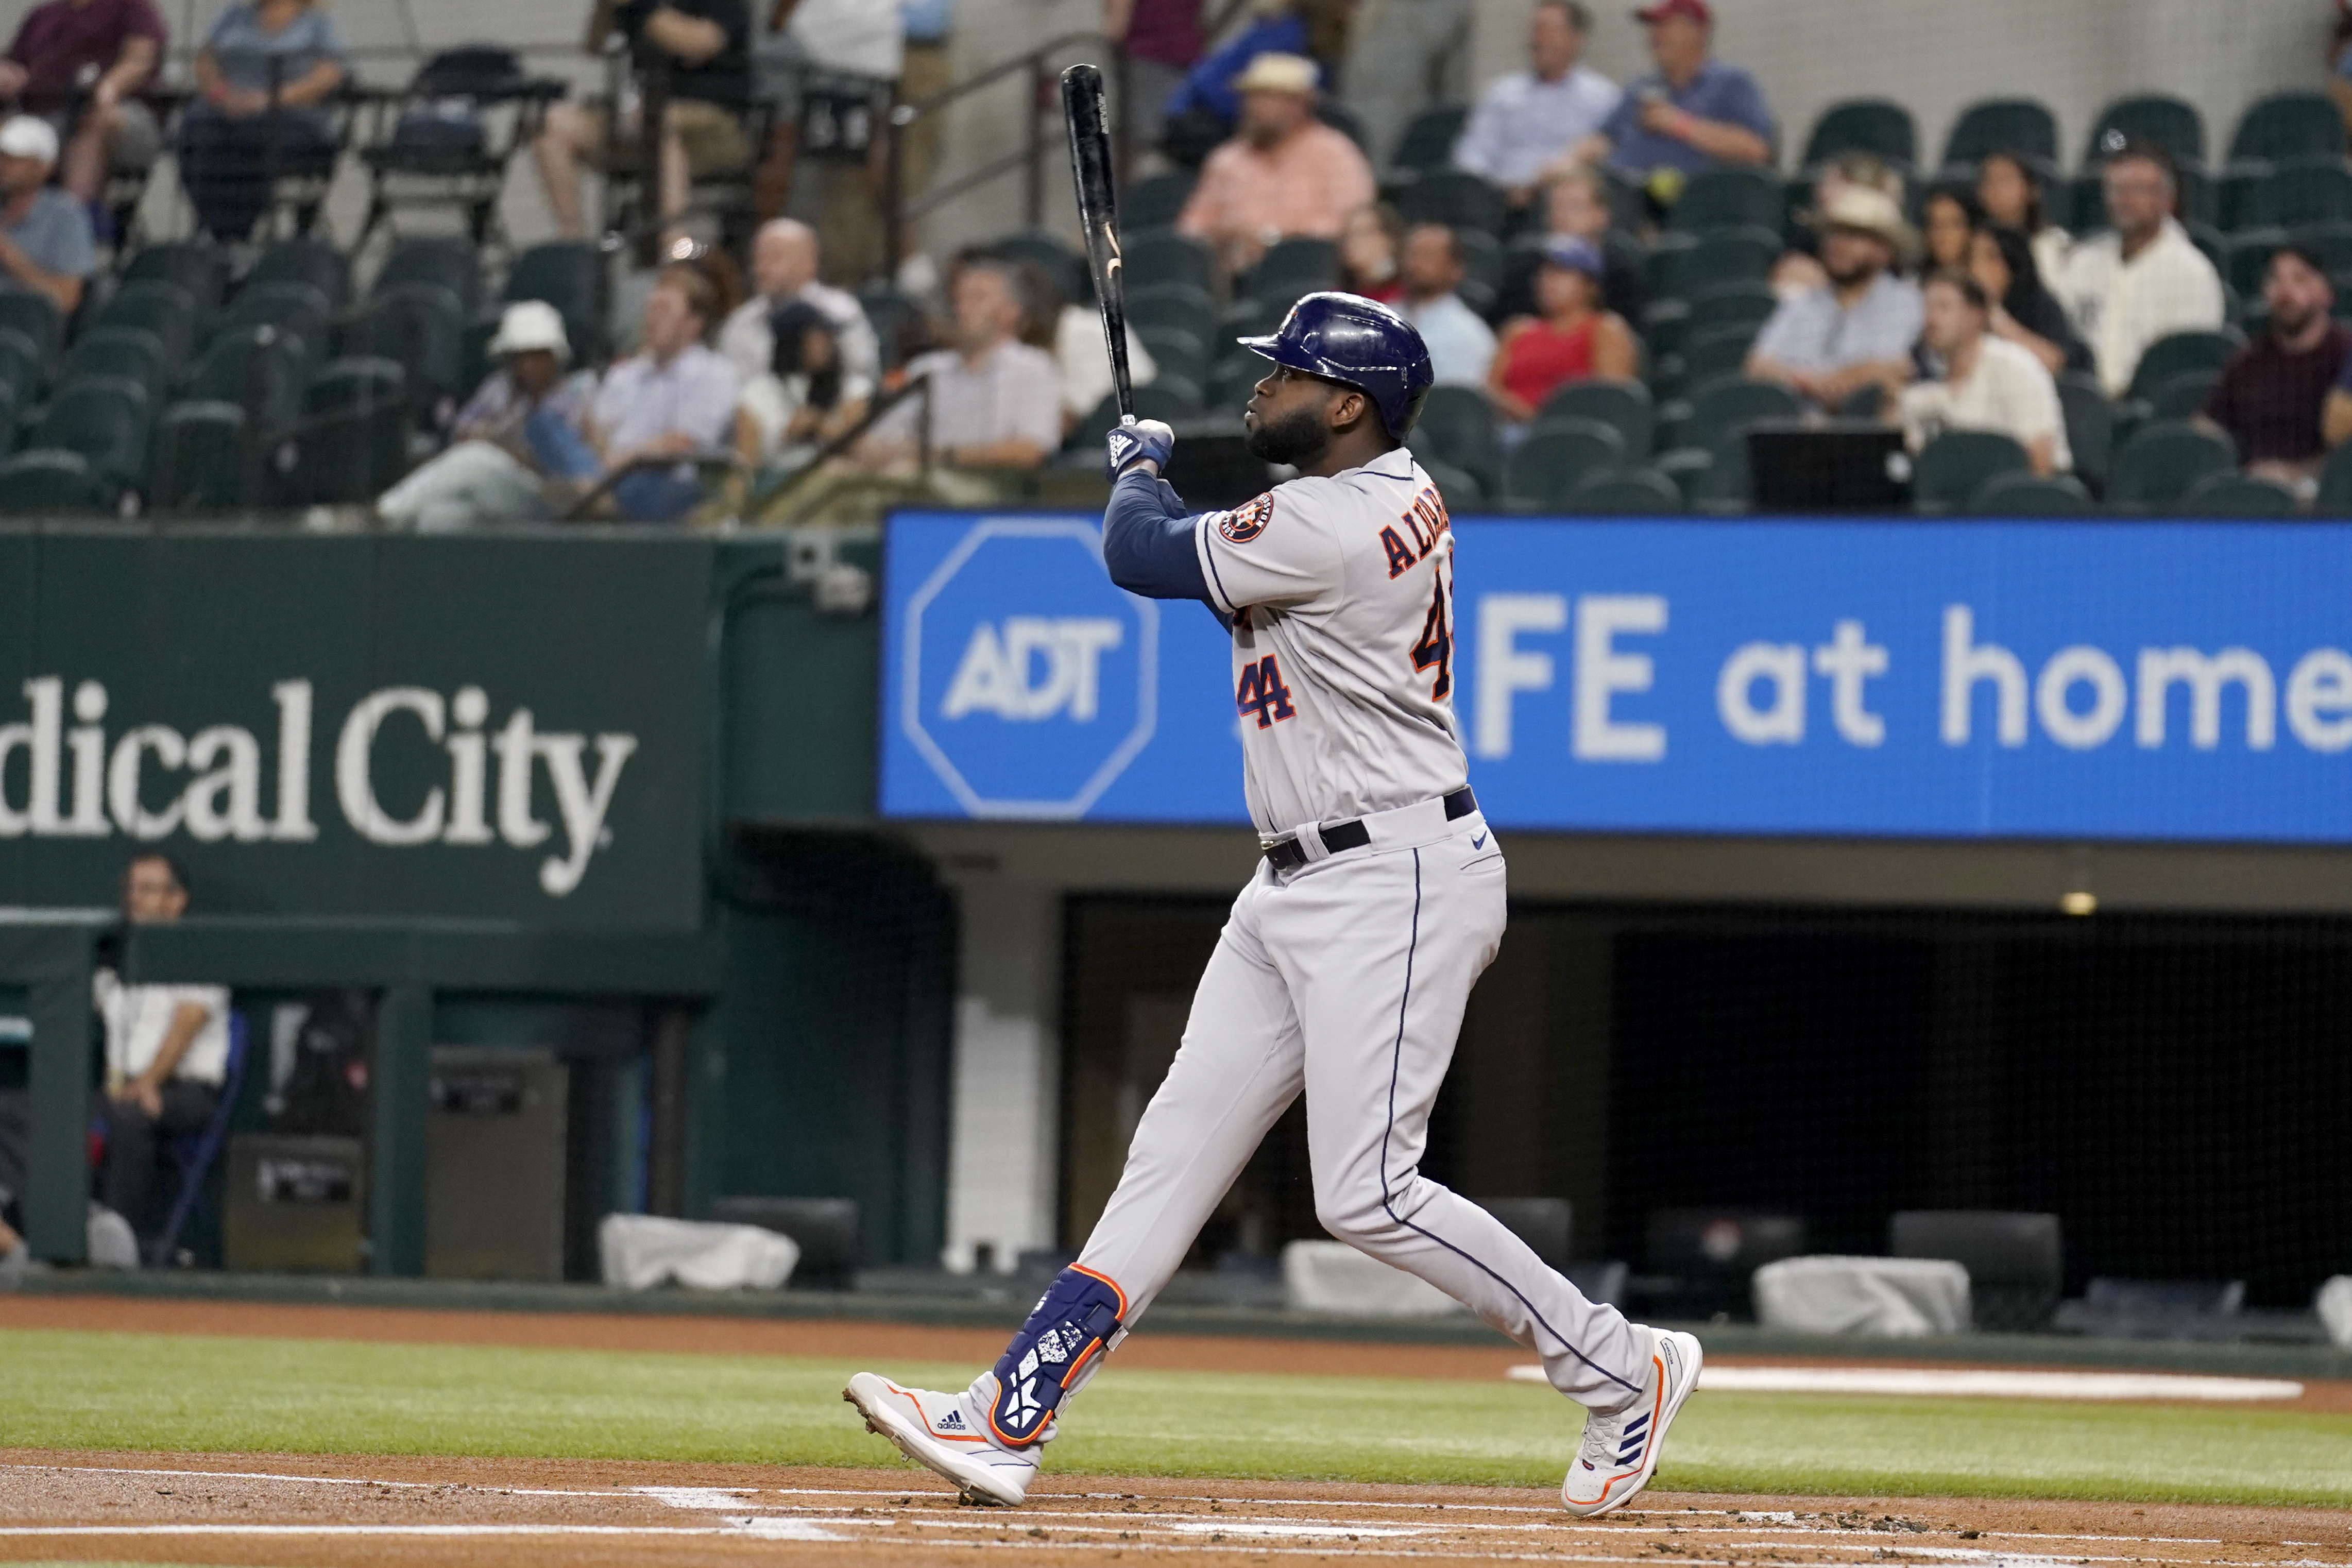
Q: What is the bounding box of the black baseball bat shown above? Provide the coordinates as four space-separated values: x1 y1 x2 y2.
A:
1060 62 1135 424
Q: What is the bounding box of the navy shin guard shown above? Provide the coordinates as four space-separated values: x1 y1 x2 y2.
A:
986 1265 1128 1448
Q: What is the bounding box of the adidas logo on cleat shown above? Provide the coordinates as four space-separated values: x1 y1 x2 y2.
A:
936 1410 966 1431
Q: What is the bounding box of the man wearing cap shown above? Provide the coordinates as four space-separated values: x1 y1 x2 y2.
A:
0 114 93 312
1176 51 1374 276
377 301 602 530
1570 0 1771 197
1451 1 1620 211
0 0 165 211
1746 186 1921 411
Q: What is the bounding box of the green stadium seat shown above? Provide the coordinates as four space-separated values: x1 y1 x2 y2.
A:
121 242 228 322
276 403 407 506
1681 322 1763 389
2126 329 2242 405
306 356 407 415
0 448 116 513
1696 425 1756 506
1455 227 1504 298
502 240 604 361
1665 166 1783 234
373 235 482 316
2056 372 2115 492
1124 230 1215 294
1502 416 1626 509
57 326 168 397
223 280 332 366
1687 280 1779 338
1801 98 1916 171
1684 376 1802 451
1535 378 1653 458
2084 94 2204 169
335 283 466 410
0 326 38 401
1405 384 1502 492
1416 455 1482 508
1941 97 2059 169
1390 167 1506 234
2241 157 2352 231
1567 464 1682 514
0 287 64 360
1646 225 1779 300
244 235 352 310
185 323 311 429
1135 326 1206 388
0 380 21 461
1127 282 1216 333
1219 294 1285 350
2178 470 2298 517
2148 368 2220 420
1640 297 1691 360
87 281 198 367
2104 418 2236 509
1122 171 1195 233
1245 237 1339 305
32 374 151 492
2314 437 2352 513
988 229 1088 305
148 401 255 512
2288 218 2352 277
1912 429 2030 511
1969 469 2095 515
2224 228 2286 299
1652 445 1714 502
1392 105 1470 171
1208 355 1265 410
2073 160 2215 231
855 285 921 370
2227 91 2344 167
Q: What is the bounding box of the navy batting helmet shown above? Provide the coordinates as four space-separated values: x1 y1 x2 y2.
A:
1236 292 1436 440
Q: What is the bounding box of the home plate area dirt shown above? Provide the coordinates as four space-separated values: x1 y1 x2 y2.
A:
4 1454 2349 1568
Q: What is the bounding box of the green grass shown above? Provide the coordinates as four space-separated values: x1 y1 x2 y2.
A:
5 1328 2349 1507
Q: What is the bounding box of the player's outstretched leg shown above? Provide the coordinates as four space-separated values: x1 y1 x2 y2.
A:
1558 1325 1705 1517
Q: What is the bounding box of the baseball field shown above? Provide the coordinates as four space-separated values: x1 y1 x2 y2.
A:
4 1293 2349 1566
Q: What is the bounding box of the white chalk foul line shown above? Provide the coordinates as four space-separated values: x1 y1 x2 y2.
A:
1506 1365 2306 1402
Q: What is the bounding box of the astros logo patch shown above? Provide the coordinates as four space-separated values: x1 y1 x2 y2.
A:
1219 493 1273 543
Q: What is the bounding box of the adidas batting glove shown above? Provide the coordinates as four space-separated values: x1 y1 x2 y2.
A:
1106 418 1175 479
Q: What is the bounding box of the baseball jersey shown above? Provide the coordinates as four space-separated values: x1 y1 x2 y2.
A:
1190 447 1469 839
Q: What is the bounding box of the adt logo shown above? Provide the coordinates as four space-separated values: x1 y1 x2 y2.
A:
902 519 1158 818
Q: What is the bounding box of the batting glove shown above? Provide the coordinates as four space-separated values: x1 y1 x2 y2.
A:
1106 418 1176 479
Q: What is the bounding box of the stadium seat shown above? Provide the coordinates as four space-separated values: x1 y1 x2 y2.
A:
1652 445 1713 502
2241 157 2352 231
185 323 311 430
2104 418 2236 509
1800 98 1916 171
2226 91 2344 167
148 401 255 512
2316 438 2352 513
2148 368 2220 420
1405 384 1502 492
1535 378 1652 458
0 448 117 513
2084 94 2204 169
1681 322 1763 389
1686 280 1779 338
1940 97 2059 170
1135 325 1206 388
1665 166 1783 234
276 403 407 506
1122 171 1195 232
988 229 1088 305
1392 105 1470 171
223 281 333 367
2179 470 2298 516
1208 354 1266 410
1969 469 2095 515
57 326 169 397
2055 372 2115 492
1567 464 1681 513
306 356 407 416
502 240 604 361
120 242 228 322
1390 167 1505 234
1646 225 1779 300
32 374 151 493
0 287 64 360
336 283 467 412
244 235 353 310
2126 329 2242 405
0 325 38 401
2223 229 2285 299
855 285 921 370
1501 416 1626 509
1912 429 2030 510
1417 455 1483 508
1683 376 1802 452
1640 298 1691 360
1455 227 1503 315
1245 237 1339 305
373 234 483 315
1219 294 1286 351
1124 230 1216 294
2288 218 2352 277
87 281 198 367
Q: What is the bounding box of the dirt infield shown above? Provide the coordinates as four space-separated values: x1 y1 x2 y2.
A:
5 1451 2350 1568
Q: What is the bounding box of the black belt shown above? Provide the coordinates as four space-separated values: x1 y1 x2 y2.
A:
1264 788 1478 871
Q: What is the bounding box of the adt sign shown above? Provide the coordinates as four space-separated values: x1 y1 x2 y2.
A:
892 517 1158 819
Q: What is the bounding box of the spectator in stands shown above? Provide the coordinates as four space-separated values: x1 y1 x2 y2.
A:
1487 234 1634 427
0 116 92 312
2205 246 2348 494
1969 224 2079 377
1569 0 1771 202
1339 0 1467 169
1450 1 1620 213
1495 166 1639 322
1920 185 1981 276
1176 52 1374 277
1747 186 1921 411
1975 150 2070 288
1773 153 1907 302
1396 222 1494 386
735 299 848 468
1336 201 1404 304
378 302 601 530
177 0 345 244
1901 269 2069 476
1103 0 1204 166
539 0 752 241
0 0 165 213
556 264 740 520
93 854 232 1252
719 219 877 428
1161 0 1354 167
2055 140 2224 398
1048 276 1157 435
862 258 1061 470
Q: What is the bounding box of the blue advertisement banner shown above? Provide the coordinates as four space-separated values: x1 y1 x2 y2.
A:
879 512 2352 844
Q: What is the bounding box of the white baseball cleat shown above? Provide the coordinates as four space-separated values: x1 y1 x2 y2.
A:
1559 1327 1703 1518
842 1372 1039 1507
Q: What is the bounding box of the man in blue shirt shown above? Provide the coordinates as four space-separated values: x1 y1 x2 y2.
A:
1452 0 1621 211
1746 186 1921 411
0 115 92 312
1571 0 1771 196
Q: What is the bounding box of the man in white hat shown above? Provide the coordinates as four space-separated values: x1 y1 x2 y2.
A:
1746 184 1922 411
1175 50 1373 276
377 301 601 530
0 114 93 312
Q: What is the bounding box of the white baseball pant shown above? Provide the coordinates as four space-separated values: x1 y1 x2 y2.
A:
1072 797 1649 1409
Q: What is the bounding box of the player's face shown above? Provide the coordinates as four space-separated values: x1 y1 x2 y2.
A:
1242 363 1342 466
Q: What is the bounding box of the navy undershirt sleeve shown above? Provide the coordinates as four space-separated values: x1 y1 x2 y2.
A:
1102 470 1213 605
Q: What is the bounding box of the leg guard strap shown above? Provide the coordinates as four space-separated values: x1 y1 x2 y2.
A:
987 1264 1128 1448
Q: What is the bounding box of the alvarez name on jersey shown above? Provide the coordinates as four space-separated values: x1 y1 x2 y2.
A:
1191 447 1468 840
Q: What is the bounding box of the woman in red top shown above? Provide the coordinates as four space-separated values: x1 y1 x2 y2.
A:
1488 235 1637 423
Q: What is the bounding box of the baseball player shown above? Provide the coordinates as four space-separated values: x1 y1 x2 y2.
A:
846 293 1700 1516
